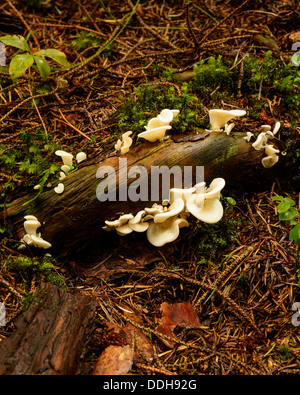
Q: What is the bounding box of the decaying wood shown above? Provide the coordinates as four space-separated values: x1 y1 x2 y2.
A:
1 131 282 259
0 283 97 375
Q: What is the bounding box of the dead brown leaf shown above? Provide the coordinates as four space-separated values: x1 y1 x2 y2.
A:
157 302 201 348
123 323 155 363
91 344 133 375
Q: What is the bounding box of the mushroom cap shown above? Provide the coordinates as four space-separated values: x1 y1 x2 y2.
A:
261 125 272 132
144 204 165 215
146 117 163 130
61 165 70 174
31 234 52 249
146 216 189 247
24 220 41 236
252 132 268 150
265 144 280 156
22 234 34 245
224 123 235 135
54 183 64 194
158 109 174 124
169 187 196 205
204 177 225 199
76 152 87 163
138 125 172 142
261 154 279 168
243 132 254 142
59 171 66 180
116 224 134 236
114 139 122 151
55 150 73 166
209 109 246 130
153 198 185 223
24 215 38 221
105 213 134 228
115 131 133 155
186 195 224 223
273 121 281 135
128 210 149 232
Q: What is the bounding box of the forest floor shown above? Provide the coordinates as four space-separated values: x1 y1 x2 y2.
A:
0 0 300 375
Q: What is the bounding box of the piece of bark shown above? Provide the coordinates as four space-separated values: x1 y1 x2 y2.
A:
1 131 282 261
0 283 97 375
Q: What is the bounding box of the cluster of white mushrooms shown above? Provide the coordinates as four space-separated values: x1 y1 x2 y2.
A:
205 109 282 168
103 178 225 247
115 109 180 152
114 108 282 170
18 215 51 250
249 122 281 168
108 107 284 247
53 150 87 194
114 131 133 155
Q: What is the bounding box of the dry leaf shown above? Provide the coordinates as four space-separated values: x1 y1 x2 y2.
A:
123 323 154 363
157 302 201 348
91 345 133 375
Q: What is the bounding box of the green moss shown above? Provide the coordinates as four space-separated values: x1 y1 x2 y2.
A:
3 255 68 292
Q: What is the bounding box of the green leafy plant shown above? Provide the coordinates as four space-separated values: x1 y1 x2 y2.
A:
271 195 300 280
0 34 70 79
280 68 300 91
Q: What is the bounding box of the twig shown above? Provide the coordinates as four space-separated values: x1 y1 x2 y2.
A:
57 109 92 141
198 0 250 47
185 2 199 49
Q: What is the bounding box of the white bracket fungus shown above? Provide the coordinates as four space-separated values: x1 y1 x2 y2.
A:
54 183 64 194
76 151 87 164
261 154 279 168
138 109 179 142
103 177 226 247
55 150 74 166
115 131 133 155
250 122 282 168
208 109 246 131
252 132 269 150
243 132 254 142
146 217 189 247
19 215 51 250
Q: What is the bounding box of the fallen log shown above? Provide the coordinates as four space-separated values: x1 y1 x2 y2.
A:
0 283 97 375
1 130 283 260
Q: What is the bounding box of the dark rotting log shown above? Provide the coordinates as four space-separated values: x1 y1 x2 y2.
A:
1 130 283 259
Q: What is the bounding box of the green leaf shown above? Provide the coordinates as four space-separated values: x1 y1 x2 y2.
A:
33 55 50 78
278 207 299 221
34 49 70 67
289 224 300 246
0 35 30 52
271 195 283 201
9 54 34 79
280 75 293 91
225 197 236 205
277 198 295 213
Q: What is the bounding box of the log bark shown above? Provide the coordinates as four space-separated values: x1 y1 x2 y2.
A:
1 131 282 259
0 283 97 375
